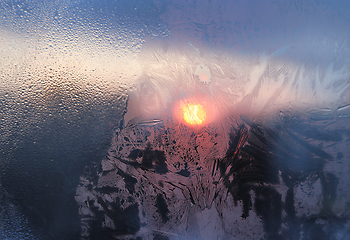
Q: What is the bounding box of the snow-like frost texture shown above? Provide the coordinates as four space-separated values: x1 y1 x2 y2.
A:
125 39 350 124
76 110 350 239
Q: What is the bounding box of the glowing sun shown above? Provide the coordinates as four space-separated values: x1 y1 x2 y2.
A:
182 103 207 125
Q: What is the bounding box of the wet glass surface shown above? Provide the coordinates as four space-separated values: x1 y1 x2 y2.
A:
1 1 350 239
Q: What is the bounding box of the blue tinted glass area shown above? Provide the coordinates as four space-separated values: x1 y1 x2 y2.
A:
1 1 350 239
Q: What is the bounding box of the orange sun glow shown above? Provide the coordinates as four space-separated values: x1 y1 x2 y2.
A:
182 103 207 125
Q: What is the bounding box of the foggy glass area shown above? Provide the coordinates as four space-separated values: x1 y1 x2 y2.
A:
1 0 350 239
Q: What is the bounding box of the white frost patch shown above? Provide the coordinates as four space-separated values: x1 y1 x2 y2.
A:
102 215 115 229
220 194 264 240
101 158 114 172
194 65 212 84
97 171 123 188
173 188 186 200
294 179 323 217
195 203 225 240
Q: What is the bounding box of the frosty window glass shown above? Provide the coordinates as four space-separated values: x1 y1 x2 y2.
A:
1 1 349 239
